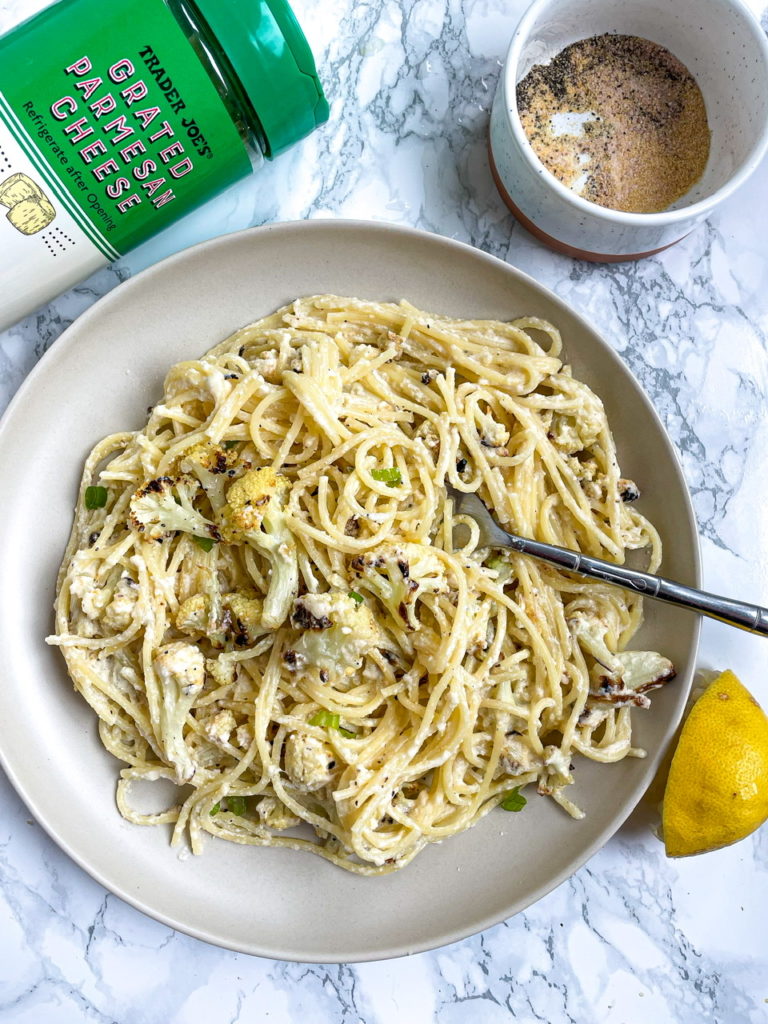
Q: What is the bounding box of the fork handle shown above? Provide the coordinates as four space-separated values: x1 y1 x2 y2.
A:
505 533 768 636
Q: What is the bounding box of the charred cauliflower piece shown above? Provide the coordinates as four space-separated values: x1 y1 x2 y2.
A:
176 590 264 648
569 612 675 709
129 475 219 542
221 466 283 534
495 733 544 778
103 576 139 631
68 551 110 619
350 542 448 631
225 592 264 646
549 392 604 454
179 441 241 513
285 591 383 678
590 650 677 708
256 795 300 830
220 468 298 628
494 736 574 800
202 709 237 747
153 640 205 782
284 731 337 791
176 593 208 636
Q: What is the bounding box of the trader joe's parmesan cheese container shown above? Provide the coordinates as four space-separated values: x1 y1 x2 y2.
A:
0 0 328 329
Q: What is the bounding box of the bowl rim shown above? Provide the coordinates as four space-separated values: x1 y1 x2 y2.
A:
502 0 768 226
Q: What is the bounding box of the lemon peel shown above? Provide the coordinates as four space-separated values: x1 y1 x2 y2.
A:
662 670 768 857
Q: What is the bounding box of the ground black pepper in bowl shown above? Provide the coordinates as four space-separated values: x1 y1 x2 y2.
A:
516 34 711 213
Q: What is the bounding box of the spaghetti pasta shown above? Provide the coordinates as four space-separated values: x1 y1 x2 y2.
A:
48 295 674 874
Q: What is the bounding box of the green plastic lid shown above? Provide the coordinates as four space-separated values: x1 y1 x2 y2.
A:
192 0 329 157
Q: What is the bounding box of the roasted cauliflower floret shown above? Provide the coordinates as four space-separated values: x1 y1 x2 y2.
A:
202 709 237 747
235 723 253 749
541 745 573 791
569 611 675 708
225 592 264 646
179 441 240 512
256 795 300 830
176 593 208 635
153 641 205 782
284 731 337 791
68 551 109 619
103 576 139 631
286 591 383 678
495 733 544 778
350 542 448 631
590 650 677 707
495 734 573 796
129 475 219 542
549 392 604 454
176 590 264 647
205 654 237 690
618 478 641 503
220 468 298 628
477 407 510 451
221 466 283 534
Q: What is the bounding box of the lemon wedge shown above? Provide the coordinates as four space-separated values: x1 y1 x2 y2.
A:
662 670 768 857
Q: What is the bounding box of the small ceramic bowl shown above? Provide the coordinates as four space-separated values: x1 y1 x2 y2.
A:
489 0 768 261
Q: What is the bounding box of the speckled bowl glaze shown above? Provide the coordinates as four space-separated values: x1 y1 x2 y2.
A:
490 0 768 261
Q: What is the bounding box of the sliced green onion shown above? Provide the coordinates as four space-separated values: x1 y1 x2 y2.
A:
223 439 239 450
487 555 513 584
84 485 108 509
349 590 364 605
371 466 402 486
309 710 340 729
309 711 355 738
500 787 527 812
193 536 215 552
226 795 247 816
210 802 220 816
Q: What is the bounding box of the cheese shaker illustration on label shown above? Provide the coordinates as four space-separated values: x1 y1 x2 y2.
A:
0 172 56 234
0 0 328 330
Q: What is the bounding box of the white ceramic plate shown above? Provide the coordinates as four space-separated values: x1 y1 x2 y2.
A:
0 221 700 962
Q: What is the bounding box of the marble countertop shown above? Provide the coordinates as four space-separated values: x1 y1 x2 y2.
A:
2 0 767 1020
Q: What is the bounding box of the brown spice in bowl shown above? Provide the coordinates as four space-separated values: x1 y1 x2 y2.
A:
516 34 711 213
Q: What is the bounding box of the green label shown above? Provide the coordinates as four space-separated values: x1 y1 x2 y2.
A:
0 0 252 259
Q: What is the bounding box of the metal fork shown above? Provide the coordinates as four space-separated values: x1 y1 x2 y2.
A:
445 483 768 636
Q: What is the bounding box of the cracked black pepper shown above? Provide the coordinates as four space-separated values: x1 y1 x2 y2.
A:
516 34 711 213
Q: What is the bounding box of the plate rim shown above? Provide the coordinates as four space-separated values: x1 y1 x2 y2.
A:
0 219 701 961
